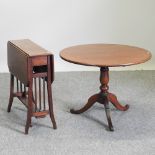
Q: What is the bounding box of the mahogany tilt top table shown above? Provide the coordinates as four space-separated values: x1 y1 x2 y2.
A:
60 44 151 131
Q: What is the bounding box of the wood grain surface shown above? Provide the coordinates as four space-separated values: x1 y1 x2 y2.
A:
9 39 52 56
60 44 151 67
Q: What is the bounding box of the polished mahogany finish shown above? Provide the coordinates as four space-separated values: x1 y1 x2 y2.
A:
60 44 151 67
7 39 57 134
60 44 151 131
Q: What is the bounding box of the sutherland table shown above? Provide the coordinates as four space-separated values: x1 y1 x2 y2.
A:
60 44 151 131
7 39 57 134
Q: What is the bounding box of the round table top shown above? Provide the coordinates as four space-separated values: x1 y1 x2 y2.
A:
60 44 151 67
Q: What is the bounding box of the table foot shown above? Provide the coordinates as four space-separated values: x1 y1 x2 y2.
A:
104 98 114 131
108 93 129 111
70 94 99 114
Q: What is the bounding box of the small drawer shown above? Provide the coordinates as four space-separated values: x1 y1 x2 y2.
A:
32 56 47 66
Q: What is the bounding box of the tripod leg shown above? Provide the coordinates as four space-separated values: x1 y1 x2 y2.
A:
108 93 129 111
70 94 99 114
104 98 114 131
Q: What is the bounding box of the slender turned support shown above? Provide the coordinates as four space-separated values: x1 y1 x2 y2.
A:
25 59 33 134
70 67 129 131
47 56 57 129
7 74 14 112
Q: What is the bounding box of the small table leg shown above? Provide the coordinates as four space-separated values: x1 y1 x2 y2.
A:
70 67 129 131
70 94 100 114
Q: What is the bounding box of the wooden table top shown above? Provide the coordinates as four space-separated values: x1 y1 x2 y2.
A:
9 39 52 57
60 44 151 67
